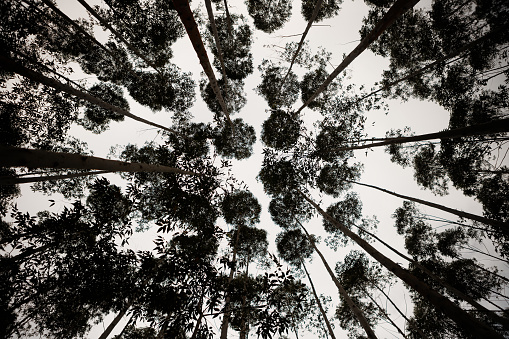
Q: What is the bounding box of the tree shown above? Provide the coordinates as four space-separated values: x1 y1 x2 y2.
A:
261 110 301 150
246 0 292 33
256 60 300 109
212 118 256 160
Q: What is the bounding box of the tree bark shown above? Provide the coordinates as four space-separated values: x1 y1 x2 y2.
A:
299 190 505 339
297 220 378 339
0 170 110 185
348 180 508 230
220 225 241 339
297 0 420 113
0 146 201 176
279 0 323 92
98 303 131 339
0 54 186 138
172 0 234 130
300 257 337 339
75 0 161 74
327 118 509 153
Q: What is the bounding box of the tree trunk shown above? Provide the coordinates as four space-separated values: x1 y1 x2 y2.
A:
279 0 323 92
9 242 54 263
75 0 161 73
0 54 186 138
0 145 201 176
0 170 110 185
365 293 407 339
220 225 241 339
299 190 505 339
327 118 509 153
297 220 378 339
239 257 250 339
171 0 234 129
297 0 420 113
348 180 508 230
98 303 131 339
204 0 228 82
300 257 337 339
350 221 509 330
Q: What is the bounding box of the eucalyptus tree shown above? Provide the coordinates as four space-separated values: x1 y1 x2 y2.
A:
200 78 247 119
300 64 340 111
301 0 342 22
256 60 300 110
212 118 256 160
261 110 302 151
206 14 254 81
246 0 292 33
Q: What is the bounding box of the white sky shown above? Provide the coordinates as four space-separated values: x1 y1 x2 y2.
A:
12 0 509 338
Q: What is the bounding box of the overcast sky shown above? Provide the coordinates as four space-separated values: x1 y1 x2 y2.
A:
13 0 509 338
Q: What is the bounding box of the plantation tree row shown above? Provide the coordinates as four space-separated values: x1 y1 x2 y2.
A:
0 0 508 338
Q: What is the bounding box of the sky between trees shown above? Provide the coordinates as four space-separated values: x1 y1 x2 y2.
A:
2 0 509 338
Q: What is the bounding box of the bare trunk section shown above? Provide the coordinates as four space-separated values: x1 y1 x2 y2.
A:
300 257 337 339
0 170 110 185
0 146 201 176
297 220 378 339
327 118 509 153
75 0 161 73
299 190 505 339
278 0 323 92
98 303 131 339
0 54 187 138
348 180 508 230
172 0 234 130
297 0 420 113
220 225 241 339
204 0 228 82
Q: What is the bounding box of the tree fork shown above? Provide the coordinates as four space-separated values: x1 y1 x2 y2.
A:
0 146 202 176
299 190 505 339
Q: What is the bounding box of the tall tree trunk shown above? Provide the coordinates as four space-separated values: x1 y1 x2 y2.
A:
348 180 508 230
239 256 250 339
75 0 161 73
0 170 110 185
0 54 186 138
204 0 228 82
300 257 337 339
327 118 509 153
279 0 323 92
98 303 131 339
351 221 509 330
299 190 505 339
171 0 234 129
297 220 378 339
297 0 420 113
355 27 504 104
0 146 201 176
365 293 407 339
220 225 241 339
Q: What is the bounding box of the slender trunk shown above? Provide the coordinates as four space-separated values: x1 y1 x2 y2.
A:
327 118 509 153
356 27 503 104
9 242 54 263
297 220 377 339
461 245 509 264
351 221 509 330
222 0 234 34
239 257 250 339
190 312 204 339
278 0 323 92
0 54 186 138
171 0 234 129
365 293 407 339
117 315 135 338
299 190 505 338
297 0 420 113
0 145 201 176
75 0 161 73
0 170 110 185
473 262 509 285
348 180 508 230
98 303 131 339
204 0 228 83
220 225 241 339
300 257 336 339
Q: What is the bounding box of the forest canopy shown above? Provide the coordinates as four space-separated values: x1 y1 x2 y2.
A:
1 0 508 338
